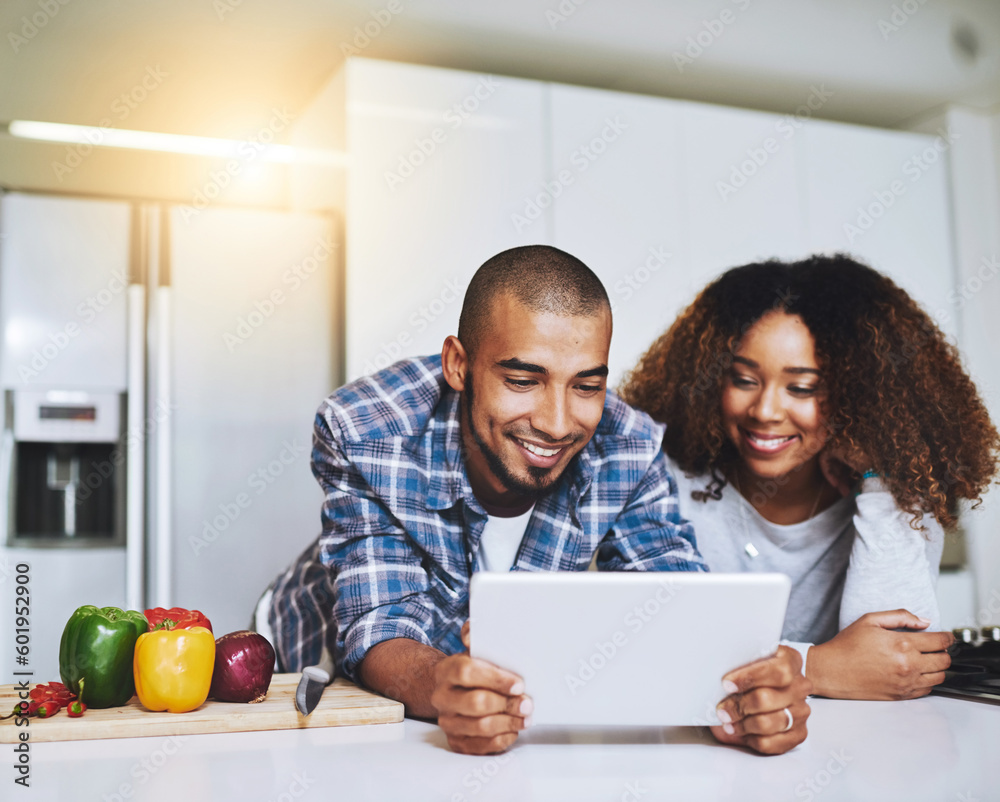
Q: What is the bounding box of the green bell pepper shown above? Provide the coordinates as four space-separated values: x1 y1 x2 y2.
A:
59 605 148 709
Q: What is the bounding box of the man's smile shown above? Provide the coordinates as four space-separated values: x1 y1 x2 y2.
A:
510 435 576 469
517 438 562 458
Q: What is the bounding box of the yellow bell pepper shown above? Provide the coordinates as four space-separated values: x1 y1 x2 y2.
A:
133 625 215 713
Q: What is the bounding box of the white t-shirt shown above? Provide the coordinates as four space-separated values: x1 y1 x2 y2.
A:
476 507 534 572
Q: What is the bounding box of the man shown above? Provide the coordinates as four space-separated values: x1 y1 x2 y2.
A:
264 245 811 755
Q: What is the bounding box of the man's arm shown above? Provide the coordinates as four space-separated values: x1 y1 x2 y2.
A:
594 447 707 573
359 638 446 718
310 409 531 755
308 407 443 680
360 630 532 755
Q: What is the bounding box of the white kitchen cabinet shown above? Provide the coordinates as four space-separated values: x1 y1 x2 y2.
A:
680 101 806 287
341 59 548 380
548 84 686 386
298 56 959 385
799 121 958 339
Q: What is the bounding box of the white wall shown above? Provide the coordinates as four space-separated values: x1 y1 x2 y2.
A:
916 106 1000 626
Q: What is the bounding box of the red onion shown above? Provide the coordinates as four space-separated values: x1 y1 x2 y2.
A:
210 631 275 703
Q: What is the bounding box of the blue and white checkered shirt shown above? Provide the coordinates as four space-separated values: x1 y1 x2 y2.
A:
267 355 706 680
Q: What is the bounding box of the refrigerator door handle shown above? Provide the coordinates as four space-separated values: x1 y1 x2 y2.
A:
0 427 13 544
153 285 172 609
126 283 146 612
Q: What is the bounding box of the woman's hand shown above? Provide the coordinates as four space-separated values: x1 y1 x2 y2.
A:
806 610 953 700
711 645 812 755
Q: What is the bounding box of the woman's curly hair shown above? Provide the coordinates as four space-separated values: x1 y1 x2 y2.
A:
619 254 1000 529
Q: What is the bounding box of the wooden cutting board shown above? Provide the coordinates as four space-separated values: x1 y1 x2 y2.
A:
0 675 403 742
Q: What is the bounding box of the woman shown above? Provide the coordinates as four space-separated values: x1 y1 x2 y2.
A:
621 254 999 700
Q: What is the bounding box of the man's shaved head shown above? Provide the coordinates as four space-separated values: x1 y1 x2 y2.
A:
457 245 611 355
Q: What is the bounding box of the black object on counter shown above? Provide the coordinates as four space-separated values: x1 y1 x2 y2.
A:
935 626 1000 703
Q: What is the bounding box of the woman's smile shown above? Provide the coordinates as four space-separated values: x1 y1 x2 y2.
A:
739 427 800 454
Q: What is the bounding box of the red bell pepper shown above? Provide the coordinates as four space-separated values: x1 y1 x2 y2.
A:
144 607 213 633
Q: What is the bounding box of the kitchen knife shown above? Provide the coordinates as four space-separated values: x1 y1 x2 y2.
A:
295 648 334 716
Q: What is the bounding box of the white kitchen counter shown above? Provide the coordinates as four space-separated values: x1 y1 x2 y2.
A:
19 694 999 802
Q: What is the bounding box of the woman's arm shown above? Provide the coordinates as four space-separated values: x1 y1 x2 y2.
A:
806 477 954 699
807 610 952 699
839 476 944 627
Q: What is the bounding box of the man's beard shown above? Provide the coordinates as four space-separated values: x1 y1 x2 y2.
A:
462 371 564 501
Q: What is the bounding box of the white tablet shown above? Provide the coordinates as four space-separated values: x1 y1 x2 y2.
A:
469 572 790 727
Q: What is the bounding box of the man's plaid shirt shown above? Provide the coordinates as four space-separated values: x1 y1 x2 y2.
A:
268 355 707 679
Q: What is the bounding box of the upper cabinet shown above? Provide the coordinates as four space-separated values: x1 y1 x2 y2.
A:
548 84 687 386
798 122 957 339
680 102 806 275
296 58 958 385
336 60 548 380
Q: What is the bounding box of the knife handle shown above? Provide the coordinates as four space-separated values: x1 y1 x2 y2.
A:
302 646 335 684
302 665 330 685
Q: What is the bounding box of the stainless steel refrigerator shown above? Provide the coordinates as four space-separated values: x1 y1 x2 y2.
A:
0 191 339 681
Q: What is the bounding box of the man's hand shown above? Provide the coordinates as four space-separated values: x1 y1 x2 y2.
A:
711 645 811 755
807 609 953 700
431 621 532 755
